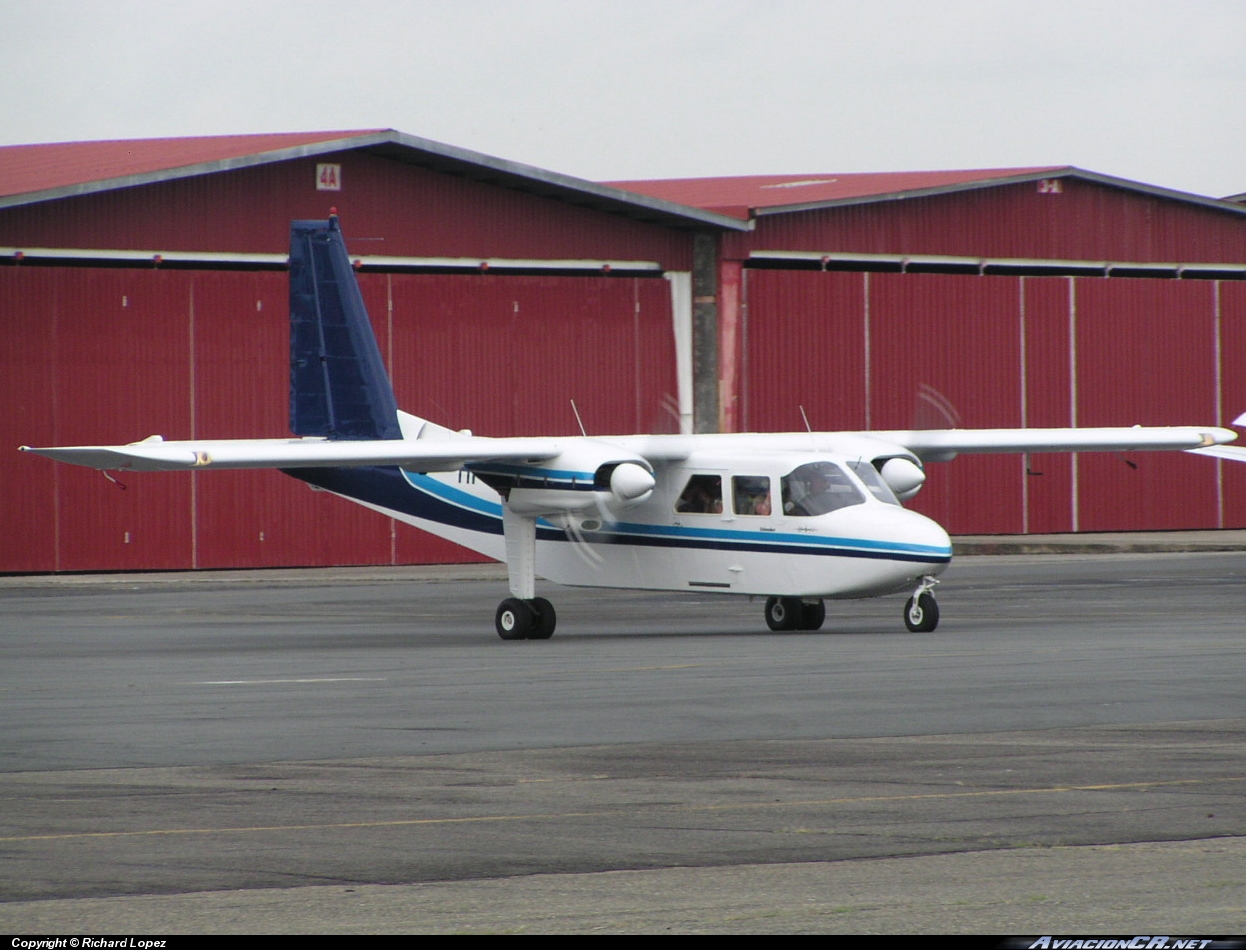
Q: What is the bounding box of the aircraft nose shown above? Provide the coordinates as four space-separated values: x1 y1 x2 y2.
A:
847 504 952 572
902 509 952 571
816 504 951 598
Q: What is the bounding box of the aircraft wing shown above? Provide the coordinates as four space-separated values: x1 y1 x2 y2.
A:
865 425 1237 462
1185 443 1246 463
22 425 1242 472
19 436 561 473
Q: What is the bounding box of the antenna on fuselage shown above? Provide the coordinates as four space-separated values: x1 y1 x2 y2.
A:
799 405 812 433
570 399 588 437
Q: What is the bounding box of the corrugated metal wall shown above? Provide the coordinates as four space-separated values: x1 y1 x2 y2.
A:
2 145 695 574
726 178 1246 262
1221 282 1246 528
3 267 674 573
741 270 866 434
0 152 695 269
1074 279 1221 531
742 269 1240 534
8 156 1246 571
389 274 678 437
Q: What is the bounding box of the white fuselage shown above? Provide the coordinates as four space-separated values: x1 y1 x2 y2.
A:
341 444 953 600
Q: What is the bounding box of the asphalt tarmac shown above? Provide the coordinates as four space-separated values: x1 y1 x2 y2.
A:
1 551 1244 932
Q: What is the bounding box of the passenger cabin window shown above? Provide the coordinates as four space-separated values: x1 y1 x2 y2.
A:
675 474 723 514
732 476 772 516
781 462 865 516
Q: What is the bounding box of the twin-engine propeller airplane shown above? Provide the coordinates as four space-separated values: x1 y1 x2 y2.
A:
21 217 1246 639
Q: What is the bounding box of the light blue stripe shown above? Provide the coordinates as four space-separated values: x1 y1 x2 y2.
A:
402 471 503 516
402 471 559 528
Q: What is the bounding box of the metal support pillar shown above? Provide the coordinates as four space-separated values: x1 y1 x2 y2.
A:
692 231 720 434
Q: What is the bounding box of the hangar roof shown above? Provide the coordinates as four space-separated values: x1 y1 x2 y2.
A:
606 168 1246 220
0 130 748 231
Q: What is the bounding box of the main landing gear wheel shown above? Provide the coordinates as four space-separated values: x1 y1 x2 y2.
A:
529 597 556 640
797 599 826 631
765 596 804 631
496 598 534 640
904 592 939 633
495 597 557 640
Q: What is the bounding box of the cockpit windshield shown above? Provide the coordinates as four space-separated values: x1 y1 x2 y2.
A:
781 461 865 517
846 459 901 506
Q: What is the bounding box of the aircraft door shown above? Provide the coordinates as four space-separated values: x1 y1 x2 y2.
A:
665 469 737 591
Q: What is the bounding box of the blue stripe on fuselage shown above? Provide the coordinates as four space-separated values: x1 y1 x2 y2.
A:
286 466 505 535
606 519 951 561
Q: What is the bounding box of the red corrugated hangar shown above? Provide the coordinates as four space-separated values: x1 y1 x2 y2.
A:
4 132 1246 573
611 171 1246 536
0 130 744 573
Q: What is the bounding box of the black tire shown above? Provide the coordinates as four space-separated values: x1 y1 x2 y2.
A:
903 592 939 632
765 595 804 631
496 598 534 640
529 597 556 640
797 599 826 631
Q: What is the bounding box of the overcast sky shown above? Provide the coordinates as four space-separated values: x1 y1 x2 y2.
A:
4 1 1243 198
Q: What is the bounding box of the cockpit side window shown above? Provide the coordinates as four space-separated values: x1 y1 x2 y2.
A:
732 476 772 516
675 474 723 514
781 461 864 517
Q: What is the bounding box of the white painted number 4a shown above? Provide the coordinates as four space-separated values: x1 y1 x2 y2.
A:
317 163 341 191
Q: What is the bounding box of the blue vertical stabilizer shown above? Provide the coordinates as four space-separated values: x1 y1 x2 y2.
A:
289 217 401 440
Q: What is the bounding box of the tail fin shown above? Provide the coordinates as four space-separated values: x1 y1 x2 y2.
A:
289 216 401 441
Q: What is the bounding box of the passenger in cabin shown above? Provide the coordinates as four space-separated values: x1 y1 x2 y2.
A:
732 475 772 516
676 474 724 514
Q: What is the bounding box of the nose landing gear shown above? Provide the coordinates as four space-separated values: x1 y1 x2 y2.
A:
904 576 940 632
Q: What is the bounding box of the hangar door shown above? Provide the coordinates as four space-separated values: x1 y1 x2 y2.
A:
1 267 676 573
742 268 1246 535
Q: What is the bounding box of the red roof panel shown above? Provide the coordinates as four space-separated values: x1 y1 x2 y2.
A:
605 168 1068 218
0 130 385 200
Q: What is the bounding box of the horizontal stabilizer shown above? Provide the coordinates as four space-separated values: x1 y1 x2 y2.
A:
20 437 560 473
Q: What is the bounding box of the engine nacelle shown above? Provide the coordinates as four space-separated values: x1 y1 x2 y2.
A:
879 456 925 500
